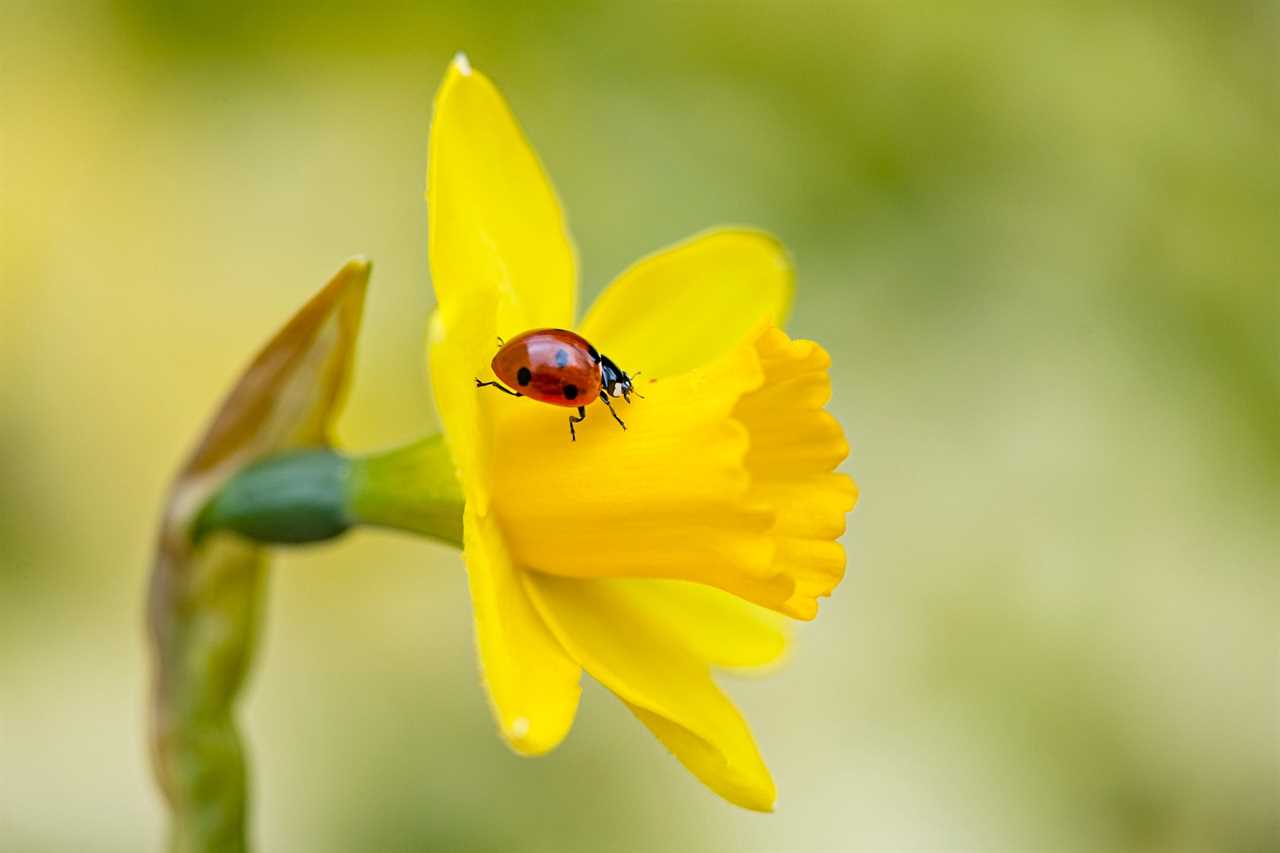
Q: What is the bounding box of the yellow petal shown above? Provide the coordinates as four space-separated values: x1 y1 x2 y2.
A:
427 55 576 333
426 56 577 513
612 580 789 671
462 507 582 756
525 574 777 811
580 228 792 379
428 307 495 515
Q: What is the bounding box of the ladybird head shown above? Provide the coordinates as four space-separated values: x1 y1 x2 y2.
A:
599 354 638 402
617 372 635 403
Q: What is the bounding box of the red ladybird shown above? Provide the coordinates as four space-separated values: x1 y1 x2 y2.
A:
475 328 639 441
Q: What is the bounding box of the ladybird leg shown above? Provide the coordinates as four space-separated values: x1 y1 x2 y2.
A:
599 392 627 431
475 379 522 397
568 405 587 442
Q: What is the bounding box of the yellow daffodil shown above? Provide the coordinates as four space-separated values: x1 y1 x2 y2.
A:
426 55 857 811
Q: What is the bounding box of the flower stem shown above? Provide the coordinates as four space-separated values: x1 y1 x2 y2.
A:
191 435 465 549
192 450 353 545
149 536 263 853
148 258 372 853
345 434 465 547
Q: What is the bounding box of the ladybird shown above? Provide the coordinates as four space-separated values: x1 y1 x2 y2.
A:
475 328 639 441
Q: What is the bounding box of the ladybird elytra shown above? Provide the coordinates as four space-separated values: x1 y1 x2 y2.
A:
476 327 639 441
490 328 603 406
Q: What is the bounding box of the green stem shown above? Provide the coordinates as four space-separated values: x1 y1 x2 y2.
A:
192 450 353 545
150 535 265 853
154 434 462 852
346 434 465 546
148 257 372 853
191 434 465 549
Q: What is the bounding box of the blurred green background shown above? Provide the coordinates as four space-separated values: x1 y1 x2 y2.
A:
3 1 1277 851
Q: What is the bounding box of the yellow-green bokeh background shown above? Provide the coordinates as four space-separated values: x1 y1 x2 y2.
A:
3 2 1277 851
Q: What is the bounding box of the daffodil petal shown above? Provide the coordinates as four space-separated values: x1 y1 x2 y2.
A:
427 307 492 519
579 229 792 379
427 55 576 334
426 57 576 511
611 580 789 670
463 507 582 756
525 574 777 811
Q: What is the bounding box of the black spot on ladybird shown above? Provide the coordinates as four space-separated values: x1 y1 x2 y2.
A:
563 383 579 400
517 366 532 386
555 348 570 368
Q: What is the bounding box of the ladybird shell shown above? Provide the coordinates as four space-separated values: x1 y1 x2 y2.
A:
492 328 603 407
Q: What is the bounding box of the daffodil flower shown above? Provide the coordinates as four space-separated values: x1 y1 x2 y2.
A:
426 56 857 811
